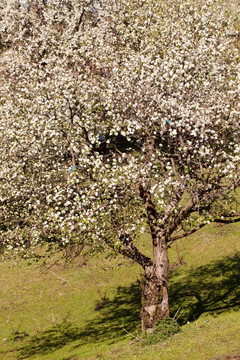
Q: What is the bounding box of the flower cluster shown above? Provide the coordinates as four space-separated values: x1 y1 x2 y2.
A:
0 0 239 260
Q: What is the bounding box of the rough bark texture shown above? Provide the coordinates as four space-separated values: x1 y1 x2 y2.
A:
141 235 170 332
138 183 170 332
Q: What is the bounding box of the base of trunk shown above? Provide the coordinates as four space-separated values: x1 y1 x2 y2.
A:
141 266 169 333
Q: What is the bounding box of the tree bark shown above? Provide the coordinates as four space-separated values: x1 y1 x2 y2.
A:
141 234 170 332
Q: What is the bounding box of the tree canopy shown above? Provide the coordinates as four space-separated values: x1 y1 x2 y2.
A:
0 0 239 331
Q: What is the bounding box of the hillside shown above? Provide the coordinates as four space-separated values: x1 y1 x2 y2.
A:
0 222 239 360
0 0 240 358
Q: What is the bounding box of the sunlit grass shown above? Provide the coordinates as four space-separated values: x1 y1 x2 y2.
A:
0 221 240 360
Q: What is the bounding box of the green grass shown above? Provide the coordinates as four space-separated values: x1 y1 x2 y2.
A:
0 222 240 360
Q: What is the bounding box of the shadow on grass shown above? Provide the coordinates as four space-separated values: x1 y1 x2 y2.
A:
169 253 240 323
17 282 141 359
17 254 240 358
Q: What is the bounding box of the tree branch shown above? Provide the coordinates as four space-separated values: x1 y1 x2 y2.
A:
108 213 153 269
168 222 207 243
160 186 184 225
214 217 240 224
166 199 195 237
138 182 161 247
138 182 159 222
75 9 85 32
118 242 153 269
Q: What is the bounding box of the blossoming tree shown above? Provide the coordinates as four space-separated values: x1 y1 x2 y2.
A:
0 0 240 331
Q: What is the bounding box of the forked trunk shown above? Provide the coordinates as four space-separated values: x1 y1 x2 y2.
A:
141 234 169 332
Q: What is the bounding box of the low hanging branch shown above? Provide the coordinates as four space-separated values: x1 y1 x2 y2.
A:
214 215 240 224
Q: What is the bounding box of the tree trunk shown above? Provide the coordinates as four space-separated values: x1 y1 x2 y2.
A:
141 234 169 332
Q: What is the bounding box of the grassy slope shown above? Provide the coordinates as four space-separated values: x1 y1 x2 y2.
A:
1 1 239 358
0 222 240 360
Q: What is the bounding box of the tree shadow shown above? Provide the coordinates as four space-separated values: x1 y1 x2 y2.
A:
17 282 141 359
169 253 240 324
17 254 240 358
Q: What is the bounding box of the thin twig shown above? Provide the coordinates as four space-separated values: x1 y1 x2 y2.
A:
176 310 183 321
173 307 181 320
47 269 67 283
122 328 141 342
